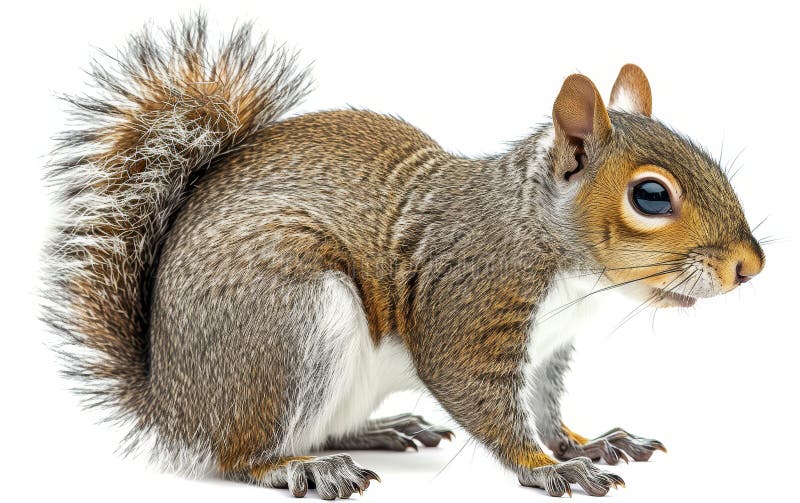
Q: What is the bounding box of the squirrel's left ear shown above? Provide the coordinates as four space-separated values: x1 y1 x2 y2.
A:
609 64 652 116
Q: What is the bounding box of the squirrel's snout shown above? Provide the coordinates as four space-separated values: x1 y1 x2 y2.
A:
735 263 753 284
729 239 764 287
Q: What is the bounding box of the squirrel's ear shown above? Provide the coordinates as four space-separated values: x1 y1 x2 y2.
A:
552 74 612 181
609 64 652 116
553 74 612 144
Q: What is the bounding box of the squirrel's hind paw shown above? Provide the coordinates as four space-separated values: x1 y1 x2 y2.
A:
247 454 379 499
324 413 455 451
371 413 455 448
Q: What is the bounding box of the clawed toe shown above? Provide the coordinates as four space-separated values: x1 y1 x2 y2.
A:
301 454 380 500
384 429 419 451
253 454 380 499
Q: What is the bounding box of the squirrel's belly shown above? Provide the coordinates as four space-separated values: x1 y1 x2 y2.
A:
282 273 423 453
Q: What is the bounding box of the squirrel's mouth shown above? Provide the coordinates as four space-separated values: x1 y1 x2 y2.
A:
652 288 696 308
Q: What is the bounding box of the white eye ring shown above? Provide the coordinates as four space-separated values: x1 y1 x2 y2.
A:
622 170 681 231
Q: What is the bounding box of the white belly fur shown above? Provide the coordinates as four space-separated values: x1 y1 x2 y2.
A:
518 270 636 438
527 271 612 368
288 270 630 453
287 273 423 453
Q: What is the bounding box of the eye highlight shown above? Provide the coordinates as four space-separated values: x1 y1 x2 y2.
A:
631 180 672 215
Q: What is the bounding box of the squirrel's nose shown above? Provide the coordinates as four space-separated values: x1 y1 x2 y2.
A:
731 238 765 286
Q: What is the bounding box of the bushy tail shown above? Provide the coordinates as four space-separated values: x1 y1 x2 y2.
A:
42 14 311 430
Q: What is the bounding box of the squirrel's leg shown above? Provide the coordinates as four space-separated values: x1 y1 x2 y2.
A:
409 277 623 496
153 256 385 498
324 413 454 451
414 341 623 496
233 454 379 499
532 346 666 464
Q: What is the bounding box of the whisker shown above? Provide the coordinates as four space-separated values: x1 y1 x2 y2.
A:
590 266 606 291
556 259 695 281
433 437 474 479
724 146 746 180
604 260 690 271
609 268 694 336
650 306 659 332
751 216 769 233
609 292 659 336
599 246 691 257
536 266 686 324
685 270 704 300
664 268 698 300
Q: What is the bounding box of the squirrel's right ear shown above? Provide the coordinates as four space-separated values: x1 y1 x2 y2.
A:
552 74 612 181
609 64 652 116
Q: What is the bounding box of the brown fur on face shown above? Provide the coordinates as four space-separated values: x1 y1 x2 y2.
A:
572 111 764 305
548 65 764 307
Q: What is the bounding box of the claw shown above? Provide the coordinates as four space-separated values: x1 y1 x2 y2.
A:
400 433 420 451
607 473 626 488
608 444 629 465
651 440 668 453
362 469 381 483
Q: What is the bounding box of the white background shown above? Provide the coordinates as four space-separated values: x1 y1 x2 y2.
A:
2 1 798 501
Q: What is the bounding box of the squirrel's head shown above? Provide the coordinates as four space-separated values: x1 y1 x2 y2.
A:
551 64 764 307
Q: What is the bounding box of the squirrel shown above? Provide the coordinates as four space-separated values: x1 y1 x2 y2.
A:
43 14 765 499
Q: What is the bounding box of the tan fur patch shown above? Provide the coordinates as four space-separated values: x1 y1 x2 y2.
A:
515 449 559 469
248 456 314 480
562 424 590 445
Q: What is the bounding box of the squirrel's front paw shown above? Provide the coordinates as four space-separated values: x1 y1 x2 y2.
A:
518 457 624 497
554 427 666 464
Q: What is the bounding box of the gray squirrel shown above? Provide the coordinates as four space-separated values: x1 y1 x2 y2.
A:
43 14 765 499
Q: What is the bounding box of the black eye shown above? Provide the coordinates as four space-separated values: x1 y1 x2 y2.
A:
631 180 673 215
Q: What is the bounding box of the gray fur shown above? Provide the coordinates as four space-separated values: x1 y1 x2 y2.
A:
44 13 763 500
531 345 576 451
